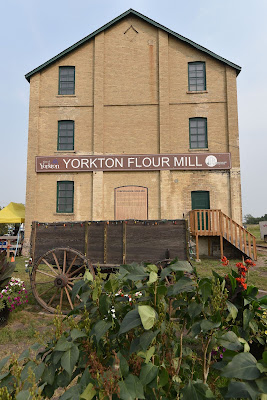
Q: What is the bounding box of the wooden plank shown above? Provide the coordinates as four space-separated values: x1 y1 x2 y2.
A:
253 237 257 261
248 234 252 258
103 222 107 264
244 229 247 255
106 223 123 265
235 223 238 248
239 225 242 250
230 217 233 244
196 234 199 260
87 222 104 264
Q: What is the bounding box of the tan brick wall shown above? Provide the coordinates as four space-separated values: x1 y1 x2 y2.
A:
23 16 242 255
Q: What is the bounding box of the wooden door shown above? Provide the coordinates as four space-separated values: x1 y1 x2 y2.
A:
115 186 148 220
191 191 210 230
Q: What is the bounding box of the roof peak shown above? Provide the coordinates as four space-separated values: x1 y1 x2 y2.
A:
25 9 241 82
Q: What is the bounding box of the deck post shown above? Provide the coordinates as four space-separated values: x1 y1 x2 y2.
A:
196 234 199 260
219 212 224 259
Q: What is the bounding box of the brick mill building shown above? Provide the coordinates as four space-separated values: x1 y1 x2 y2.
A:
24 9 256 259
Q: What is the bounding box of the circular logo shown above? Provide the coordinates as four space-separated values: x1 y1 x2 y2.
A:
205 155 217 167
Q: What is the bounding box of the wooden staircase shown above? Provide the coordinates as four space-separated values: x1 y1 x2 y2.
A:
189 209 257 261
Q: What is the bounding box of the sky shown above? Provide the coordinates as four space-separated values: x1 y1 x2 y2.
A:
0 0 266 218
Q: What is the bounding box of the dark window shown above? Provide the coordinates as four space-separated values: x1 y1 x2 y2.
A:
189 118 208 149
58 121 74 150
59 66 75 95
188 62 206 91
57 181 74 213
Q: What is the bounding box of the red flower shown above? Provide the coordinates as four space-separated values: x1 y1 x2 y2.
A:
221 256 229 266
245 259 256 267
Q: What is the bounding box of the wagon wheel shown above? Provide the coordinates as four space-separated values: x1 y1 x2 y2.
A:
31 247 95 314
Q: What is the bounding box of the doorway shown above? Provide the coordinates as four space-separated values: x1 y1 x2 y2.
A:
191 191 210 230
115 186 148 220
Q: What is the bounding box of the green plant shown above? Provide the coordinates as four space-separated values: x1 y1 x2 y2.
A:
0 259 266 399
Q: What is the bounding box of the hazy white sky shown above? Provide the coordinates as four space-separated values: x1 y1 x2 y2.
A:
1 0 266 217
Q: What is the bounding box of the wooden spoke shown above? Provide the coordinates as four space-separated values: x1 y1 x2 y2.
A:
67 284 81 300
48 290 59 307
64 287 74 310
65 254 78 275
41 258 58 276
63 250 67 274
59 289 63 311
34 280 55 285
36 270 57 279
68 276 83 281
68 264 85 278
52 251 61 274
38 286 55 297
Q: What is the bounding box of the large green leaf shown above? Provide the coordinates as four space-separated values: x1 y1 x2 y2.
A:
138 305 157 330
188 303 203 319
140 363 158 385
0 355 10 372
124 265 149 281
181 380 215 399
148 271 158 285
59 384 81 400
80 383 96 400
55 336 73 352
200 319 221 333
167 277 195 296
42 363 56 385
119 374 145 400
119 309 142 335
226 301 238 321
70 328 87 341
159 367 169 387
243 309 255 331
170 260 193 273
117 351 129 377
61 344 79 376
256 378 267 393
90 320 112 343
16 390 31 400
139 330 159 351
225 381 260 400
218 331 243 351
221 352 261 380
198 278 212 303
99 293 112 316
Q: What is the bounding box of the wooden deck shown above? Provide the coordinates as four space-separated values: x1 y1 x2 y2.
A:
189 210 257 260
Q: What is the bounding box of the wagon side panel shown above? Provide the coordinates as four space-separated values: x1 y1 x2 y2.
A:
125 220 187 263
32 222 85 263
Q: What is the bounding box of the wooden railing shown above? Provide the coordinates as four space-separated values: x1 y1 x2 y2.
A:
189 209 257 260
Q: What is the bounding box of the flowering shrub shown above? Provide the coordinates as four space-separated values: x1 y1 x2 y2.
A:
0 260 266 399
0 277 28 312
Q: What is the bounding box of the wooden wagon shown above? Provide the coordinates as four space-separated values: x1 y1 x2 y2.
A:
29 219 189 313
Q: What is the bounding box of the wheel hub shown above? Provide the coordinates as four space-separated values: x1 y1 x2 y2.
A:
54 274 68 288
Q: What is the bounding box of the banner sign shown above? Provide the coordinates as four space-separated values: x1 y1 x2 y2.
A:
36 153 231 172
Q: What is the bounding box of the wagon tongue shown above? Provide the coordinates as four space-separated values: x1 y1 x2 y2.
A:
54 274 68 288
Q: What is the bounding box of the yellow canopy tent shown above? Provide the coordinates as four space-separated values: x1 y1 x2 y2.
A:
0 202 25 223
